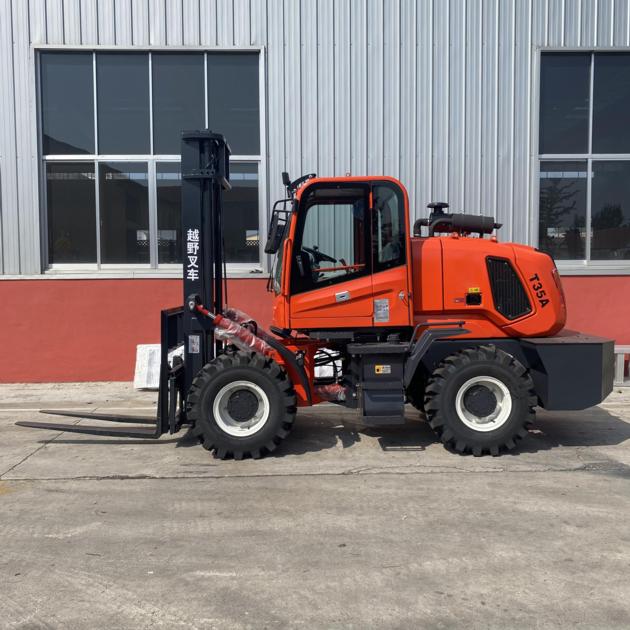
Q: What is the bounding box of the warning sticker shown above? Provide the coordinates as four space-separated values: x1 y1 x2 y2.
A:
375 365 391 375
188 334 201 354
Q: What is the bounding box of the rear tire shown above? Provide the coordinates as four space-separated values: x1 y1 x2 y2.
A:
187 351 296 460
424 345 536 456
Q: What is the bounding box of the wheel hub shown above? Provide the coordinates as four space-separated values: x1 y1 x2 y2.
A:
212 380 270 437
454 376 513 432
226 389 259 422
462 384 498 418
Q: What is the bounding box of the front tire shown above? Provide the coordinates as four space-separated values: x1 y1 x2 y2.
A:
424 345 536 456
187 351 296 459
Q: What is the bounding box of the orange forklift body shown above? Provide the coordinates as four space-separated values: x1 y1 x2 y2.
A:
272 176 566 340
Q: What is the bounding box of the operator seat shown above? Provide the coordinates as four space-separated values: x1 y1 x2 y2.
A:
293 249 315 293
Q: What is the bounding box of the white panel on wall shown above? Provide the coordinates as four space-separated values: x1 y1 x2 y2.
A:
283 0 301 177
13 0 40 273
333 0 351 176
382 0 399 179
115 0 134 45
46 0 64 43
464 0 483 217
350 0 367 176
300 0 317 175
149 0 166 45
182 0 200 46
81 0 100 44
613 0 630 45
415 0 432 218
98 0 116 44
513 0 533 245
0 0 19 273
497 0 516 239
200 0 218 46
131 0 150 45
448 0 465 213
399 0 416 213
165 0 183 46
217 0 234 46
316 0 334 177
63 0 82 43
266 0 285 207
366 0 384 176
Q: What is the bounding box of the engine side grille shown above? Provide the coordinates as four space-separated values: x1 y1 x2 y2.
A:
486 257 532 320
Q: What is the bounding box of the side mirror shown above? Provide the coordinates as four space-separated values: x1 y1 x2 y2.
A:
264 199 292 254
264 213 287 254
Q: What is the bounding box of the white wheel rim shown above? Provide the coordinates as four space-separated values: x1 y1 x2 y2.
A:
212 381 270 437
454 376 512 432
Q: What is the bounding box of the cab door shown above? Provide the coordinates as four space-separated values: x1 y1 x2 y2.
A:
370 182 412 327
288 184 374 329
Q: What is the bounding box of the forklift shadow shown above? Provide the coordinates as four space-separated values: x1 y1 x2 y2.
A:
271 404 630 458
43 405 630 456
504 404 630 456
268 412 435 457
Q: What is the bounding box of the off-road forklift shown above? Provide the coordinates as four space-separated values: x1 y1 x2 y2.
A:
19 131 615 458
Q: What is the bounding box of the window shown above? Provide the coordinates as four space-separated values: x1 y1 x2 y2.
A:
223 163 260 263
97 54 150 154
47 163 96 263
538 162 587 260
373 183 406 270
292 186 368 294
539 53 590 155
156 162 182 264
40 51 262 269
41 53 94 154
99 162 149 264
208 54 260 155
539 52 630 264
152 54 205 155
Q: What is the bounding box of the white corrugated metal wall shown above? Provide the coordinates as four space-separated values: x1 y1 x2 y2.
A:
1 0 628 275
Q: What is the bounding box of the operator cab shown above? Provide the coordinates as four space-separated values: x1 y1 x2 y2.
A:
266 175 413 332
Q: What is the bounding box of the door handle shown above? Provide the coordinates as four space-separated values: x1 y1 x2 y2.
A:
335 290 350 303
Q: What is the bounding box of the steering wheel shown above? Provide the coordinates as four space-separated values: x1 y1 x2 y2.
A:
302 245 337 264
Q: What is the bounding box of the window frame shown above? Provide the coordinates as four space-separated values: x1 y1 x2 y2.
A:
36 45 267 277
291 183 372 295
535 48 630 275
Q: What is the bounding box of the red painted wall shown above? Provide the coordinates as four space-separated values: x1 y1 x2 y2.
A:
0 275 627 383
561 276 630 342
0 278 273 383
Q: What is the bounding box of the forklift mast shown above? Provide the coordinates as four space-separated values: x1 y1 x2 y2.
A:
180 131 231 392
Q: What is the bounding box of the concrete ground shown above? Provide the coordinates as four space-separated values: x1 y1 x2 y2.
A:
1 383 629 629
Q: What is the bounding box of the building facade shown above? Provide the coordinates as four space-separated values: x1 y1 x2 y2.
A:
1 0 629 381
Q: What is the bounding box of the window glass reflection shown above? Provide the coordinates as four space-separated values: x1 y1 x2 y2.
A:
152 54 205 155
539 53 590 154
99 162 149 264
47 163 96 263
41 53 94 154
224 163 260 263
591 161 630 260
593 54 630 153
157 163 182 264
538 161 587 260
97 54 150 154
208 54 260 155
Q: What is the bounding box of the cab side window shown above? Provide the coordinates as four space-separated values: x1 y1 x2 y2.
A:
292 187 369 294
373 184 406 270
